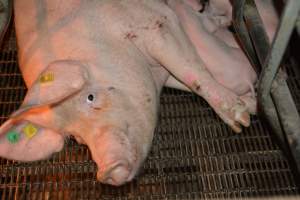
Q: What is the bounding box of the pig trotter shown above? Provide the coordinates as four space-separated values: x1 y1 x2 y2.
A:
240 92 257 114
199 81 250 133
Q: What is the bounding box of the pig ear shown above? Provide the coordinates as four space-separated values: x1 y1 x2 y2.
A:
11 60 88 118
0 120 64 161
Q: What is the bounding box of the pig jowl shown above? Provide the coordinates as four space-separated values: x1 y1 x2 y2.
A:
0 0 253 186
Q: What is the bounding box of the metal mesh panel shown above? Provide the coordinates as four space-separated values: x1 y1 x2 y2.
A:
0 29 299 200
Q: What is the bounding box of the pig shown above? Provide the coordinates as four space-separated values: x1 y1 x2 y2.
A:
200 0 279 42
166 0 257 113
0 0 251 186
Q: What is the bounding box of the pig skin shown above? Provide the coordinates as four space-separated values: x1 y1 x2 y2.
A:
0 0 251 186
201 0 279 42
167 0 257 95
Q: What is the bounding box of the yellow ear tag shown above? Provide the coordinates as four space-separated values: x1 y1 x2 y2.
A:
23 124 38 139
40 72 54 84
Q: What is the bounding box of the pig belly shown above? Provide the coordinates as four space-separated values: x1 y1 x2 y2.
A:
168 0 257 96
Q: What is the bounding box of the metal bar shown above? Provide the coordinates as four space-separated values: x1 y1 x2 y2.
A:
241 0 300 175
233 0 295 154
272 74 300 163
0 0 12 44
242 0 300 154
297 16 300 36
243 0 270 64
258 0 300 96
255 0 300 155
232 0 261 73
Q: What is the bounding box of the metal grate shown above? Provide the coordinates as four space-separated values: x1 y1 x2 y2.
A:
0 28 299 200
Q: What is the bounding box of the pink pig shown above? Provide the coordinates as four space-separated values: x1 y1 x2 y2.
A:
202 0 279 41
167 0 257 112
0 0 252 186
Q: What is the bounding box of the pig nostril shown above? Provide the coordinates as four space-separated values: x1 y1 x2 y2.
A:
98 163 131 186
108 164 130 185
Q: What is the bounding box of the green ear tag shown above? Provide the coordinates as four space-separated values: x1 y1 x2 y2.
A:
6 131 20 143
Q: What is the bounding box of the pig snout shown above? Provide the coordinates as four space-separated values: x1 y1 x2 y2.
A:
87 127 138 186
97 159 131 186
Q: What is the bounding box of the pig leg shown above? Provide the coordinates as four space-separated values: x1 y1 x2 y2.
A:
182 0 239 48
147 6 250 132
166 76 257 114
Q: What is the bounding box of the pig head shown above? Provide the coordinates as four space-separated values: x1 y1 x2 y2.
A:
0 59 159 186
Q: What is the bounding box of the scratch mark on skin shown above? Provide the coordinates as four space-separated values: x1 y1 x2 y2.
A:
124 32 138 40
108 86 116 91
155 20 163 28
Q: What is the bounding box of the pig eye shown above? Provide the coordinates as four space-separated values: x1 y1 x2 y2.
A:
86 94 95 104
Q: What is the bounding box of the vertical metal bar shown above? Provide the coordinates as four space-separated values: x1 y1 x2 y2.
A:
238 0 300 178
243 0 270 64
258 0 300 96
0 0 12 44
296 16 300 36
255 0 300 159
232 0 261 73
240 0 289 151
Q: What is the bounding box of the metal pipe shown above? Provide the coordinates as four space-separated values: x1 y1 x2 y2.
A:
258 0 300 97
241 0 300 177
0 0 12 45
232 0 261 73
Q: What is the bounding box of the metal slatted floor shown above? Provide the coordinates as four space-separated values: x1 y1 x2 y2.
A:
0 29 299 199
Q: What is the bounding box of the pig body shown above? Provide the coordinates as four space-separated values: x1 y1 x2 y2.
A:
202 0 279 41
167 0 257 96
0 0 251 186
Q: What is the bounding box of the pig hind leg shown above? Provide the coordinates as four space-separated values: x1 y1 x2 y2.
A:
146 4 250 133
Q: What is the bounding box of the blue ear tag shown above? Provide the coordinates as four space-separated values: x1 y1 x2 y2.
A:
6 131 20 143
23 124 38 139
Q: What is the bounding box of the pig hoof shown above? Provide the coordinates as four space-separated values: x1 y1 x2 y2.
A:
205 86 251 133
240 94 257 115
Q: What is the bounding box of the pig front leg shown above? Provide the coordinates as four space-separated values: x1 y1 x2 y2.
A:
145 7 250 132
